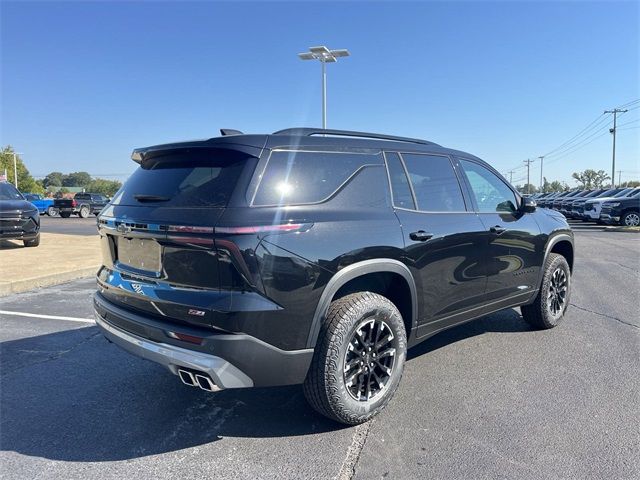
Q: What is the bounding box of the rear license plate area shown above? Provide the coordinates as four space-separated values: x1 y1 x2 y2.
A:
117 237 161 272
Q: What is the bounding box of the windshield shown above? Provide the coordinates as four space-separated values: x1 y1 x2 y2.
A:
0 183 24 201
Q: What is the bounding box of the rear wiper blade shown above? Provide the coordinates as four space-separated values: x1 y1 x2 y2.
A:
134 194 170 202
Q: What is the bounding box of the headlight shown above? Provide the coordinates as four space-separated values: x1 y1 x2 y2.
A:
21 209 38 218
608 202 621 207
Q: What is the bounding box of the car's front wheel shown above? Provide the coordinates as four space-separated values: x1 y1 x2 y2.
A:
303 292 407 425
521 253 571 329
23 233 40 247
78 205 90 218
621 211 640 227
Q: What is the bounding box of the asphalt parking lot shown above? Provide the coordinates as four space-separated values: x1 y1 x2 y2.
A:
39 215 98 236
1 228 638 480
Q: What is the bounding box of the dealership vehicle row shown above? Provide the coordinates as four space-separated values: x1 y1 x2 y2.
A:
531 186 640 226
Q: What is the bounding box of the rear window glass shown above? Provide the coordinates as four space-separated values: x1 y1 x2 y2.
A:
252 150 382 206
111 149 248 208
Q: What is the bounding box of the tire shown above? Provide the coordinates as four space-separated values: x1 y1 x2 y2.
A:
521 253 571 329
60 212 71 218
303 292 407 425
79 205 90 218
23 233 40 247
47 206 59 217
621 211 640 227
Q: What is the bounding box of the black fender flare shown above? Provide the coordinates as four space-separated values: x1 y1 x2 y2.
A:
306 259 418 348
534 233 574 292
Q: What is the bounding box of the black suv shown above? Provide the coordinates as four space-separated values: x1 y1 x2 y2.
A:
0 182 41 247
94 128 574 425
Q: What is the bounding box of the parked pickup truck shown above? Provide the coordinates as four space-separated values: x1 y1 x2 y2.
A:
23 193 57 216
54 193 109 218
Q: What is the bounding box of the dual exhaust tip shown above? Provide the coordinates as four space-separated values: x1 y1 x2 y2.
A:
178 368 220 392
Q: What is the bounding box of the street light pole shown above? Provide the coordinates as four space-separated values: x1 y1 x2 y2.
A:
12 152 24 188
538 156 544 192
298 46 350 129
321 60 327 129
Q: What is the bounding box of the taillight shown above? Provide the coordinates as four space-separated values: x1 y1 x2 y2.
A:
215 223 313 235
72 200 77 207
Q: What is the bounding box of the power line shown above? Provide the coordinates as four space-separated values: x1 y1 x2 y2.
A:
542 113 609 157
616 98 640 109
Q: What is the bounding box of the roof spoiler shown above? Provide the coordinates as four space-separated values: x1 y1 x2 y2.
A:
220 129 244 136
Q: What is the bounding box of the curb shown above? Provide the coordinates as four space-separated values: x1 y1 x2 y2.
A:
0 266 99 297
604 227 640 233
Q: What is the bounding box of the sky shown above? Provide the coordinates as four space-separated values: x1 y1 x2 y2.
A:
1 0 639 187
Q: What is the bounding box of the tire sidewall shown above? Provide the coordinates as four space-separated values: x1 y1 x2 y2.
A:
328 298 407 419
540 255 571 326
622 211 639 227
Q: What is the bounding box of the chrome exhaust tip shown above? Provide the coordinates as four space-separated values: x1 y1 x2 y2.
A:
178 368 196 387
195 374 218 392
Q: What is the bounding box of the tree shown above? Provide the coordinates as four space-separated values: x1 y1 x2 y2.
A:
43 171 64 187
572 169 610 189
0 145 44 193
89 178 122 196
62 171 92 188
548 180 569 192
619 180 640 188
516 183 538 194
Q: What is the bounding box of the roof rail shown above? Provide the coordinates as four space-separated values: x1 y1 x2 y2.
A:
272 128 437 146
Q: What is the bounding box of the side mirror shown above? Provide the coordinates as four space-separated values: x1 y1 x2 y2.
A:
521 196 537 213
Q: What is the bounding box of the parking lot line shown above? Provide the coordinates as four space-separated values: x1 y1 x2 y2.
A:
0 310 95 324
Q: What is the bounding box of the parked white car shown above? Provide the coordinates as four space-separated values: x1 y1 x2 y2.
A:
583 187 640 222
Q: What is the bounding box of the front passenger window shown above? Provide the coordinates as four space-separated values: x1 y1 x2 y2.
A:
459 159 517 213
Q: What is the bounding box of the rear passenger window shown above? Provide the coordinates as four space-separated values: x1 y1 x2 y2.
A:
252 150 382 206
385 152 416 210
401 154 466 212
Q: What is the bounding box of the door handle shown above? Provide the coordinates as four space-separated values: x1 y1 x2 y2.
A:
410 230 433 242
489 225 507 234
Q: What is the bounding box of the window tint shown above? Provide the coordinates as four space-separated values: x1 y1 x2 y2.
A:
0 183 23 200
385 152 415 210
253 151 381 206
459 159 517 213
400 154 466 212
111 149 248 207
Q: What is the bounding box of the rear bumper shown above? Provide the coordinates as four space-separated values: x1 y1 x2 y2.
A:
95 312 254 388
94 293 314 388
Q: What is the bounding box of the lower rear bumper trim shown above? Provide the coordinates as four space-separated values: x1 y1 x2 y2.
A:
95 310 254 389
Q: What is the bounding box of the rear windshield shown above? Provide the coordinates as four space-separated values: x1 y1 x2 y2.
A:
111 149 249 207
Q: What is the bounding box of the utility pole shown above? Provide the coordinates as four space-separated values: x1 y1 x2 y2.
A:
507 170 515 184
538 156 545 192
524 159 534 194
617 170 622 186
604 108 628 188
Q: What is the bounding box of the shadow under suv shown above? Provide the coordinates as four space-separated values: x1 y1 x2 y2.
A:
94 128 574 425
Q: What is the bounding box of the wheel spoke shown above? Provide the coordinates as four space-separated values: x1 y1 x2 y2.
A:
343 316 397 402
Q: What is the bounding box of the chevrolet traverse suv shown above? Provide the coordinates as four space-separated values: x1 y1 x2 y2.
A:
94 128 574 425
